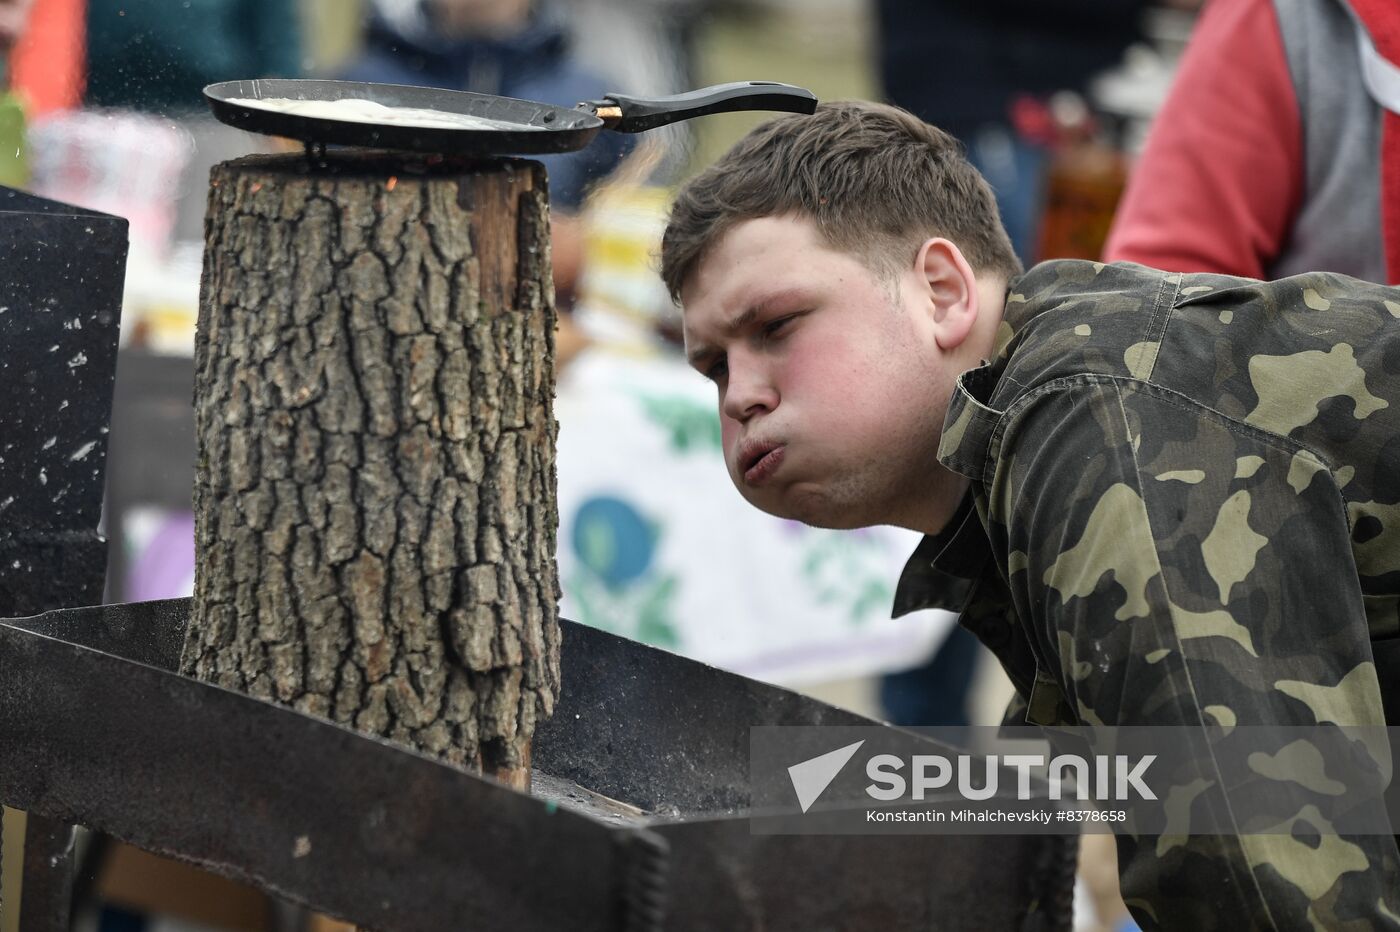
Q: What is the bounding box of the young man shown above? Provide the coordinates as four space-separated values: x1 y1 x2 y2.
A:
663 101 1400 930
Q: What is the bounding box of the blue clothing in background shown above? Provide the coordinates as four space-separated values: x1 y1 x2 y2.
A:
341 2 633 211
85 0 304 113
965 127 1049 270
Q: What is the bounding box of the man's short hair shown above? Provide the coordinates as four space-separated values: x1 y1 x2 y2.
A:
660 100 1022 302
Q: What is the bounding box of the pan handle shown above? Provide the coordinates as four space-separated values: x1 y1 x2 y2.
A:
584 81 818 133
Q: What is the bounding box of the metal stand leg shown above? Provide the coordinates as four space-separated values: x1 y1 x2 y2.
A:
19 814 77 931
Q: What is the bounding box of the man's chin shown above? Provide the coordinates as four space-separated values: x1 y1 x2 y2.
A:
746 487 872 530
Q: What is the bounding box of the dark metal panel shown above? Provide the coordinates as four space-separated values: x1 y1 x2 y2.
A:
0 600 1071 931
0 186 126 618
0 617 624 932
534 619 876 814
7 596 188 669
655 816 1047 932
535 621 1068 930
0 186 127 929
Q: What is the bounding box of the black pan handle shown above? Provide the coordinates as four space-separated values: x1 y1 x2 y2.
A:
584 81 818 133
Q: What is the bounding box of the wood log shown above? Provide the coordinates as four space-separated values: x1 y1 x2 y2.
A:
183 152 561 789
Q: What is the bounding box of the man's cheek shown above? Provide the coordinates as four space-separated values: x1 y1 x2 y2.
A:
720 418 741 465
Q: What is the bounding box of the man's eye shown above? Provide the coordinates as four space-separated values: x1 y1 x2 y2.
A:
705 358 728 382
764 315 795 337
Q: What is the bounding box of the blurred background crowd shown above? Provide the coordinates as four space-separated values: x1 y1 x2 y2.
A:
2 0 1224 929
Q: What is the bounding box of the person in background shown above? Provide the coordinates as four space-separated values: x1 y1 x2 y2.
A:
342 0 635 310
874 0 1148 733
7 0 83 119
877 0 1147 263
1104 0 1397 284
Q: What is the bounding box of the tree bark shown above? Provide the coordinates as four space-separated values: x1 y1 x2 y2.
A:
183 152 560 788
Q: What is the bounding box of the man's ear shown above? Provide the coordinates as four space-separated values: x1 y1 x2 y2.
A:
913 237 979 351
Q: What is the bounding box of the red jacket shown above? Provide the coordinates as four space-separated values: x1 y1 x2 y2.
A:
1105 0 1400 284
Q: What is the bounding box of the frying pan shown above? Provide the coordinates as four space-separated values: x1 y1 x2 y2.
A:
204 79 818 157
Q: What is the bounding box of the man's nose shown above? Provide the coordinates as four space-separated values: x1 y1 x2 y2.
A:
721 357 778 422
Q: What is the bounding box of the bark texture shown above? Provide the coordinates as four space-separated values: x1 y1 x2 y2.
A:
184 153 560 786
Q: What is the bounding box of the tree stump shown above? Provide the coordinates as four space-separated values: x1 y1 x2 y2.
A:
183 153 561 788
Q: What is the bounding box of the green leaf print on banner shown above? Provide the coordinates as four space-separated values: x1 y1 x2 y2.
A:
634 575 681 648
638 394 722 454
564 569 682 650
797 530 894 625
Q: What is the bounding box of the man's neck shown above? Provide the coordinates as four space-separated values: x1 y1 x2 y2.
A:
970 274 1009 363
908 466 971 537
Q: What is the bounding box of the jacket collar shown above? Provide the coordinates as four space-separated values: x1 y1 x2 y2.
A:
891 490 991 617
936 362 1003 483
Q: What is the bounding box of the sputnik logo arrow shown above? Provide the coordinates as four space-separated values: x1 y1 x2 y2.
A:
787 740 865 813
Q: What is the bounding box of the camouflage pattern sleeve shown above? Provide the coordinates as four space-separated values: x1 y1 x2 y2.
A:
987 375 1400 930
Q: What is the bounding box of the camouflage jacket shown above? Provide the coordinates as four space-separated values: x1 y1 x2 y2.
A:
892 260 1400 930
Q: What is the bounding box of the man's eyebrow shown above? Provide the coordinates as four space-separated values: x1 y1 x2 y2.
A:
686 307 758 368
685 289 813 368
